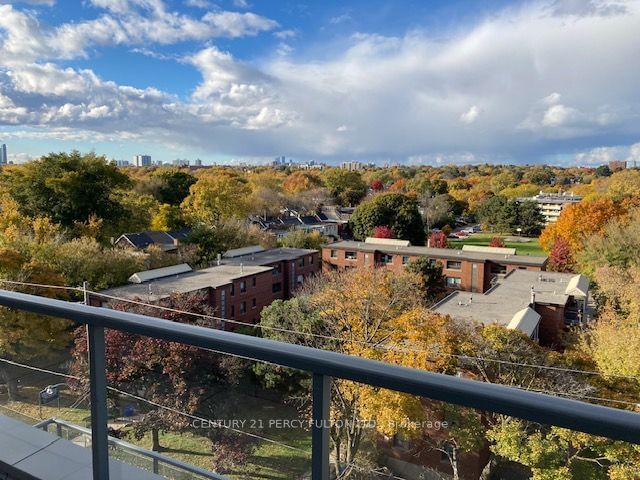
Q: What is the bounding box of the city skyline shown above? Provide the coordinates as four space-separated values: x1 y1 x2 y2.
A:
1 0 640 166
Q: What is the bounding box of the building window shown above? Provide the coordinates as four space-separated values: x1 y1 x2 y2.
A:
297 274 304 285
272 282 282 294
345 251 357 260
230 305 235 318
310 255 314 264
380 253 393 264
230 283 235 296
240 280 246 293
252 298 257 309
240 302 246 315
446 260 462 270
299 257 305 267
272 264 281 276
490 263 507 275
446 277 462 289
402 256 410 266
330 249 337 258
252 277 256 287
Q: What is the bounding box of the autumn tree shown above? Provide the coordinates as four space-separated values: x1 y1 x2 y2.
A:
372 225 394 239
577 208 640 277
150 203 187 231
369 179 384 193
181 171 252 224
582 263 640 378
548 237 575 273
323 169 367 206
428 231 448 248
539 198 626 254
282 171 322 194
349 193 425 245
151 169 196 206
489 237 505 248
70 293 252 470
257 270 468 477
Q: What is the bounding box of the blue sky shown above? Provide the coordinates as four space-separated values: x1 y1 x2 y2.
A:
0 0 639 165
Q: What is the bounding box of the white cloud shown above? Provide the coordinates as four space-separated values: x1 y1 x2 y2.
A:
542 104 576 127
2 0 640 163
232 0 250 9
329 13 352 25
459 105 480 124
336 125 349 132
274 29 296 39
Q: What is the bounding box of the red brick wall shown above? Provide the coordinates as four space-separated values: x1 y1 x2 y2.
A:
534 303 566 347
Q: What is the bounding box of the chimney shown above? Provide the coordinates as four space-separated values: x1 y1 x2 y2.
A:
530 286 536 306
217 253 222 266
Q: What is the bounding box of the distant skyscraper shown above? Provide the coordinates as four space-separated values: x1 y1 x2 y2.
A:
0 144 7 165
133 154 152 167
194 158 203 166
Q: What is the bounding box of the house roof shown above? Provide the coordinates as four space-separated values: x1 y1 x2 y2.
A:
116 229 191 250
327 240 548 266
101 264 273 302
128 263 193 283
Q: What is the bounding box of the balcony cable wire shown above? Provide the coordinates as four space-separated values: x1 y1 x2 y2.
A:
0 356 308 453
2 278 640 383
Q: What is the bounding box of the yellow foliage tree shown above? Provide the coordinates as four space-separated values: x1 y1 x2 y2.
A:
181 172 252 224
539 198 626 253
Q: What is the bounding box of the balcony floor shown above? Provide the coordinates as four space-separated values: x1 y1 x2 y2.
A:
0 415 162 480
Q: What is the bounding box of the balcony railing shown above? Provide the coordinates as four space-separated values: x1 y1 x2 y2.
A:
1 288 639 480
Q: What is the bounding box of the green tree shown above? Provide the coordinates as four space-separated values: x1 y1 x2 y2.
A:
152 169 196 206
323 169 367 206
406 257 445 303
0 252 71 400
2 151 131 228
349 193 425 245
280 229 326 251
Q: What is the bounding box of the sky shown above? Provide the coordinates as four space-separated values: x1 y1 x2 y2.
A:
0 0 639 166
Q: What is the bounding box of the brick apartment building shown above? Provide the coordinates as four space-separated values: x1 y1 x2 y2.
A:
95 246 320 328
322 238 548 293
433 269 590 347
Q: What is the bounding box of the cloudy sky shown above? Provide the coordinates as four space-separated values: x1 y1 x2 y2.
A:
0 0 639 165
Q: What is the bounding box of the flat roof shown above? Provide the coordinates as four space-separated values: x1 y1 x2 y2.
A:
222 247 318 266
0 415 161 480
101 264 273 302
433 269 590 329
326 241 547 266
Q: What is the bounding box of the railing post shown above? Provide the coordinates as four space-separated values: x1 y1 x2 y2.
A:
87 325 110 480
311 373 331 480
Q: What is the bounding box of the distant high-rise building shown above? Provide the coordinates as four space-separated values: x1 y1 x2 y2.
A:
133 154 152 167
608 160 627 171
194 158 203 167
0 144 7 165
172 159 190 167
341 161 362 171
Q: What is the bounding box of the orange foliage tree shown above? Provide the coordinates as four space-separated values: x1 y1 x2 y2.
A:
539 198 627 254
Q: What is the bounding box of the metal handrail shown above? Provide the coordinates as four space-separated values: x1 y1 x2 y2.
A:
33 418 227 480
1 288 639 480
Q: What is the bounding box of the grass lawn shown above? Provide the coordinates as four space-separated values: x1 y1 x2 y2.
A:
448 233 546 256
2 386 310 480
